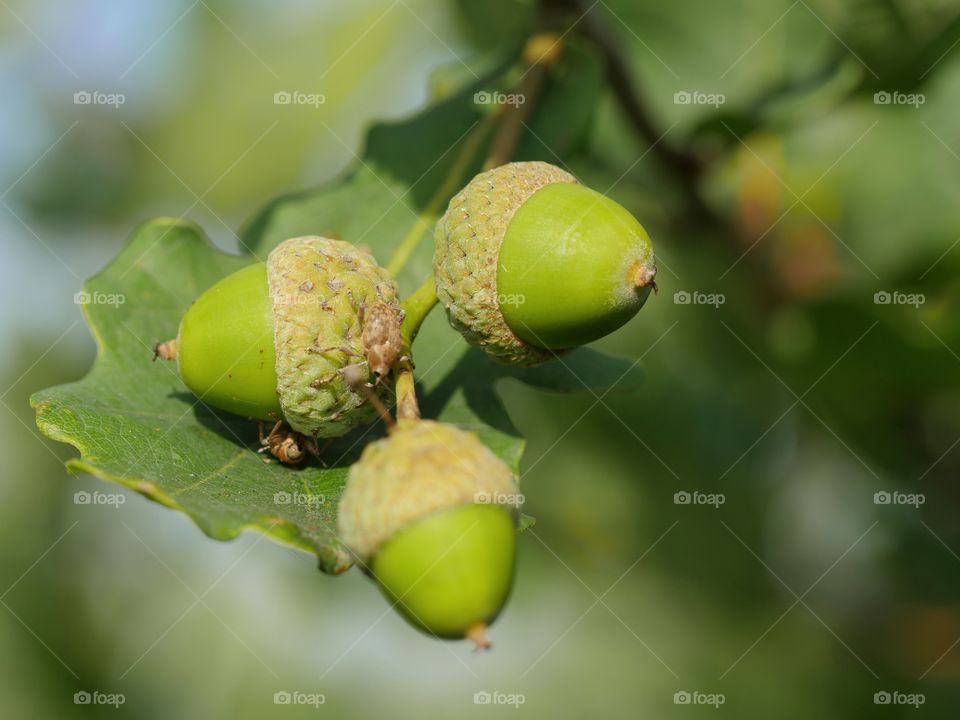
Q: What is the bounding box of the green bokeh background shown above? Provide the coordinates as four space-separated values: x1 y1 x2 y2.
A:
3 0 959 717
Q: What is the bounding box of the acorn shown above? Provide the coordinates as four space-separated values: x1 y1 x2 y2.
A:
338 419 522 647
156 236 401 438
434 161 657 365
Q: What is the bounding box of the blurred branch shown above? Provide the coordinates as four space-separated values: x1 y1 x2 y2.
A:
484 32 566 169
543 0 716 224
386 112 498 276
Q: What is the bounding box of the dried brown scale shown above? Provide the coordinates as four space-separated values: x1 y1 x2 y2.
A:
257 420 319 465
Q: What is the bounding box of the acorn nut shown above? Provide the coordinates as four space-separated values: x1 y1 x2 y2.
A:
157 236 401 438
338 419 522 647
434 161 657 365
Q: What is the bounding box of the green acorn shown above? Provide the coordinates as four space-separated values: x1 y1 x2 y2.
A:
338 419 521 647
434 161 657 365
156 236 400 438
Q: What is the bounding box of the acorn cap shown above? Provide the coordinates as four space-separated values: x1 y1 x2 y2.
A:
267 236 399 437
434 161 577 366
337 419 522 563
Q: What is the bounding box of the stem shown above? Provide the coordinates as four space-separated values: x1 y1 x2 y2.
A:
400 274 439 348
394 275 439 421
394 370 419 421
386 113 498 277
483 32 564 170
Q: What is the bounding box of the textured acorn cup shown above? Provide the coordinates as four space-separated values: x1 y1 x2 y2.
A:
338 420 521 643
173 236 400 437
434 161 657 365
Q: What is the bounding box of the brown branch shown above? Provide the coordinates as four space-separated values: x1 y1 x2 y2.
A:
484 32 566 170
546 0 717 224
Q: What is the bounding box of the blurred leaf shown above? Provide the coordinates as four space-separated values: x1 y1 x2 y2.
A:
243 41 602 247
689 59 862 150
451 0 535 55
514 39 604 160
839 0 960 92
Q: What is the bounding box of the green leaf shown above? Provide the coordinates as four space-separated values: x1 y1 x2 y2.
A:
32 49 644 574
32 219 358 573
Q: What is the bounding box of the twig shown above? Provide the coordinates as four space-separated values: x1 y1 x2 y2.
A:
552 0 716 223
394 275 438 420
386 112 499 277
484 32 565 170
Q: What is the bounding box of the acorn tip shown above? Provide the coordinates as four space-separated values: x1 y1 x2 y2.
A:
630 260 658 290
153 339 177 361
466 622 492 651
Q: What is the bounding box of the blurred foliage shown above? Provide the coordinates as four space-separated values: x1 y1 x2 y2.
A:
4 0 960 717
